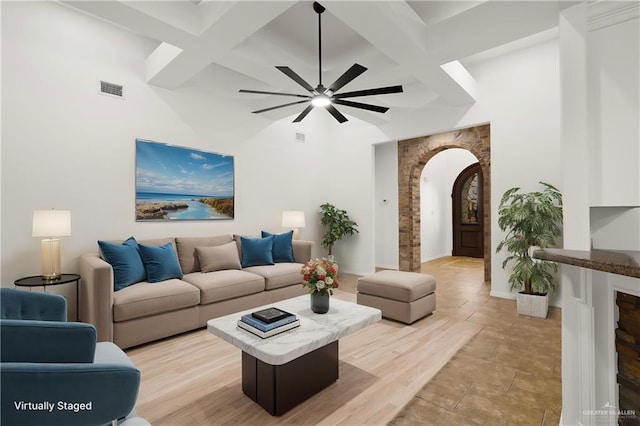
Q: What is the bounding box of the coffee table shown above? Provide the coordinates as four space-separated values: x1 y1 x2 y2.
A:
207 295 381 416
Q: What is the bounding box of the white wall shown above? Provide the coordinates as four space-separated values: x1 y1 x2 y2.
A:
373 30 563 305
591 207 640 251
469 32 563 306
0 0 385 307
374 141 398 269
0 1 3 276
319 123 384 275
588 17 640 207
420 149 478 261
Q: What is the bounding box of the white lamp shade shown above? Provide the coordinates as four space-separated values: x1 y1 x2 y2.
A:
32 210 72 237
282 210 305 228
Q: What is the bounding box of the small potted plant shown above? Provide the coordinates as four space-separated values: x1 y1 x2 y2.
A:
496 182 563 318
319 203 359 260
301 258 339 314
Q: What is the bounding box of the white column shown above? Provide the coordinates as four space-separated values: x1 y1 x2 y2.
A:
559 3 594 425
560 2 591 250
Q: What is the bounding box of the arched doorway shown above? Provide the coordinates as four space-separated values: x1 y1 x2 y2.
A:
452 162 484 258
397 124 491 281
419 149 478 262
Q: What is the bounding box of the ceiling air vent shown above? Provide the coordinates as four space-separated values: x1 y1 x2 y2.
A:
99 80 124 99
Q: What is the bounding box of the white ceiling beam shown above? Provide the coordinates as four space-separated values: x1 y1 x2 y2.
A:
121 1 200 36
60 1 197 48
146 1 297 89
407 1 486 27
424 1 564 63
327 1 476 106
441 60 477 100
147 42 184 83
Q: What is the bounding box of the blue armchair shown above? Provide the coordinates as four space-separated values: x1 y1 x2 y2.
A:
1 288 144 426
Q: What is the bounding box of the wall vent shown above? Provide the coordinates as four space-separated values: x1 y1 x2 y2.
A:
99 80 124 99
295 132 305 143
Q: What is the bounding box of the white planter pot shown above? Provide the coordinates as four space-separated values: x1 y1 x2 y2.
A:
516 292 549 318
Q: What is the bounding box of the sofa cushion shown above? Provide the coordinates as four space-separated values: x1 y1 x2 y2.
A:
176 235 234 274
182 270 265 305
113 279 200 322
98 237 146 291
138 243 183 283
240 236 274 267
242 263 303 291
195 242 241 272
261 230 294 263
138 237 176 251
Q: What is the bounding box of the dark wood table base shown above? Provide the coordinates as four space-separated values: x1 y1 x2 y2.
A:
241 341 339 416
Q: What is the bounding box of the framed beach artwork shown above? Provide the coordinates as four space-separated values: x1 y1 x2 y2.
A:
135 139 234 221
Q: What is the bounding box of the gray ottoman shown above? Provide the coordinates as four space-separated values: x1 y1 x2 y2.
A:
356 270 436 324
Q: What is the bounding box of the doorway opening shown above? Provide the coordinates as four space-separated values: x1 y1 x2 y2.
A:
419 149 480 262
452 162 483 258
398 124 491 282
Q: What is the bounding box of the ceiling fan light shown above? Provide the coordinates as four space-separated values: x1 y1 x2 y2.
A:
238 2 401 124
311 94 331 107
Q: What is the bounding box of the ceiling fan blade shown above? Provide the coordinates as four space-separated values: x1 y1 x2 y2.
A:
239 89 310 99
276 66 315 93
333 99 389 114
292 105 315 123
327 63 367 94
333 85 404 99
325 104 348 123
252 100 310 114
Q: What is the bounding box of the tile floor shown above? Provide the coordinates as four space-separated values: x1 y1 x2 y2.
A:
389 256 562 426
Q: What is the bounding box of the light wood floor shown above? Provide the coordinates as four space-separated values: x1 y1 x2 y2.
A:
126 258 486 425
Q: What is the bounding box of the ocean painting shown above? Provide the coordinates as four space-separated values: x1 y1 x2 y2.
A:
135 139 234 221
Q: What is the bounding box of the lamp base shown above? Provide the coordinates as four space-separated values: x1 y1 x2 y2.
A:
41 239 62 280
42 272 62 281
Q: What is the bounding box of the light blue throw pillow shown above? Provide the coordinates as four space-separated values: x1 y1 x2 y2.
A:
98 237 146 291
261 230 294 263
240 236 275 268
138 242 183 283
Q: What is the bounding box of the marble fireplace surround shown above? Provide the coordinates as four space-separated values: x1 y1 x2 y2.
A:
535 248 640 425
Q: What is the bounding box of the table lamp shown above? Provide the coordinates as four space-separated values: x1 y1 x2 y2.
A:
32 209 71 280
282 210 305 240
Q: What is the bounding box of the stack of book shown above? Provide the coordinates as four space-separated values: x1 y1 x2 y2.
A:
237 307 299 338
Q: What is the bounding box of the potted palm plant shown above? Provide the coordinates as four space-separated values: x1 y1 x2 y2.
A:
496 182 563 318
319 203 359 259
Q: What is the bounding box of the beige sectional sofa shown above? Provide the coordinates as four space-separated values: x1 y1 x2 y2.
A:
79 235 311 349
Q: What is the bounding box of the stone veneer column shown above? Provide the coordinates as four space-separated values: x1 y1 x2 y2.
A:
397 124 491 282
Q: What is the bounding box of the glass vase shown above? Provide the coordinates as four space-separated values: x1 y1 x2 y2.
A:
310 292 330 314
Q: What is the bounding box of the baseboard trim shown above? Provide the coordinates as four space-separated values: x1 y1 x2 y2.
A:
421 254 450 263
374 264 398 271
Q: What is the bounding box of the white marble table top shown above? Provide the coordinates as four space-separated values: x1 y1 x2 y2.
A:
207 295 381 365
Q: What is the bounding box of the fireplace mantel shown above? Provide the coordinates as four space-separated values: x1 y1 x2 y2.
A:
534 249 640 279
534 248 640 425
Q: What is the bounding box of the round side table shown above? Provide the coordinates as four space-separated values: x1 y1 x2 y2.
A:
14 274 81 318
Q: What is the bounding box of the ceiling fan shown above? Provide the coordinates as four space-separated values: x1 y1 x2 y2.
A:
239 2 403 124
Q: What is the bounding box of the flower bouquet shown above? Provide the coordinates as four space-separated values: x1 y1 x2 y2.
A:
301 258 339 295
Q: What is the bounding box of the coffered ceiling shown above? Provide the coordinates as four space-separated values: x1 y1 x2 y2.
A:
61 1 571 124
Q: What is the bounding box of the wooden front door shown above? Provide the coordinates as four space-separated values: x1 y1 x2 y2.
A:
452 163 483 258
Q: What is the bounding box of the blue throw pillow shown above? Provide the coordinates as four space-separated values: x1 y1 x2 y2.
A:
138 242 183 283
98 237 146 291
261 230 294 263
240 236 274 268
